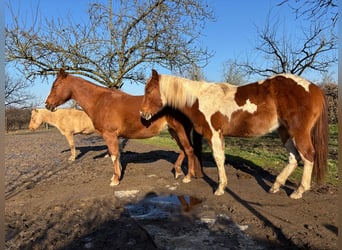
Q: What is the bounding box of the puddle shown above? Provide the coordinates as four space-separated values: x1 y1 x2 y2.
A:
125 194 202 220
124 194 260 249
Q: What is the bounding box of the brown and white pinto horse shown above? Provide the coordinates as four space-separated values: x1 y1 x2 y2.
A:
140 69 328 199
45 69 202 186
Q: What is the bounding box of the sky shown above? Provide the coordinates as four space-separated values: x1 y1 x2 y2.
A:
6 0 338 107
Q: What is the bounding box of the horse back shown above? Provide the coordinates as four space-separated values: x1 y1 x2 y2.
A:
57 109 96 134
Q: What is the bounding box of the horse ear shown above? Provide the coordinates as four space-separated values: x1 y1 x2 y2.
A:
58 68 68 79
152 69 159 80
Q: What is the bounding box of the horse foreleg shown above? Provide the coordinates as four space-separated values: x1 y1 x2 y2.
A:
211 131 227 196
103 133 122 186
110 154 122 186
65 133 76 161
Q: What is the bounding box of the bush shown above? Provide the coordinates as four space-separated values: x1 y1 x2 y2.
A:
322 83 338 124
5 108 32 131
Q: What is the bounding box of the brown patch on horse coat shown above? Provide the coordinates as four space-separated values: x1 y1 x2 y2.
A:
209 81 278 137
183 100 213 142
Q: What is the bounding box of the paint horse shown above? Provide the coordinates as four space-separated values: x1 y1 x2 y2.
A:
45 69 202 187
140 69 328 199
29 108 97 161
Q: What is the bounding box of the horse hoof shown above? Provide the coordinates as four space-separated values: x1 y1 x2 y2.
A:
269 186 279 194
290 190 303 199
182 176 192 183
68 157 75 161
110 180 120 186
174 172 183 179
214 189 225 196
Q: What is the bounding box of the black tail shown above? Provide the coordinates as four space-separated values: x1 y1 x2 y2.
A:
192 129 204 177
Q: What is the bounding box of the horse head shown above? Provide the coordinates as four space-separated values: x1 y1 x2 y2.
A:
45 69 72 112
140 69 164 120
28 108 40 130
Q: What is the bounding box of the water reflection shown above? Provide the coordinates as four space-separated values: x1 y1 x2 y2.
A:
125 194 202 220
177 195 202 212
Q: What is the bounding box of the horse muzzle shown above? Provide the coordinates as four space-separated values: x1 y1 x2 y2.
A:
45 103 57 112
139 110 152 121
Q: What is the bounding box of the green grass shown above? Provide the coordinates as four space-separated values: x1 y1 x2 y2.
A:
132 132 180 150
137 124 338 186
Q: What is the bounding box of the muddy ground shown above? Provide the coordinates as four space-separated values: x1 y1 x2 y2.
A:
5 130 337 249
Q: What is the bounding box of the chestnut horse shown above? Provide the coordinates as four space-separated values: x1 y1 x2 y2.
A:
45 69 202 187
29 108 97 161
140 69 328 199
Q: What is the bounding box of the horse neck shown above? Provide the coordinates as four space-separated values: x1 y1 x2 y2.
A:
68 77 107 116
39 109 59 127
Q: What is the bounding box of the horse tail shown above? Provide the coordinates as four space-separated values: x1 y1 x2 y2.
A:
192 129 204 178
312 89 329 185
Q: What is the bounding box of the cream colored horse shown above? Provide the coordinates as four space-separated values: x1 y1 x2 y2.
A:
29 108 98 161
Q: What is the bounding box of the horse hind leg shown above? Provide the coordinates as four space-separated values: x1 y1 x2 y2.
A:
168 125 202 183
289 134 315 199
289 154 313 199
168 128 186 179
270 128 315 199
174 150 186 179
269 138 300 194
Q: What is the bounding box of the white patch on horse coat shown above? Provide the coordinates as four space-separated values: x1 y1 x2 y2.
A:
259 73 311 92
242 99 257 113
111 155 116 163
198 84 257 128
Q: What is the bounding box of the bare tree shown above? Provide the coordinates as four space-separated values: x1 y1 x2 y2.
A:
5 73 36 108
6 0 214 88
278 0 338 27
182 64 206 81
221 60 248 85
237 4 337 78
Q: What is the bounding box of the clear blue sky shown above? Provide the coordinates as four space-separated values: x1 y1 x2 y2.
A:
6 0 337 107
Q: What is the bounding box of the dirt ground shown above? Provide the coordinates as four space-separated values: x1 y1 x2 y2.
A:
5 130 338 249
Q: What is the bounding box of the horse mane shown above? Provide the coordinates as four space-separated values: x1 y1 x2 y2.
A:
158 74 204 109
67 73 126 95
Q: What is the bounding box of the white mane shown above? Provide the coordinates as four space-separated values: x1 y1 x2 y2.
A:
158 74 205 109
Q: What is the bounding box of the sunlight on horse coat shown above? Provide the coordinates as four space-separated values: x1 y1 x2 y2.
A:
140 69 328 199
29 108 97 161
45 69 202 187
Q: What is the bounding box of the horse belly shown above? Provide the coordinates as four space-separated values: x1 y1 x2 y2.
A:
213 110 279 137
120 120 168 139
